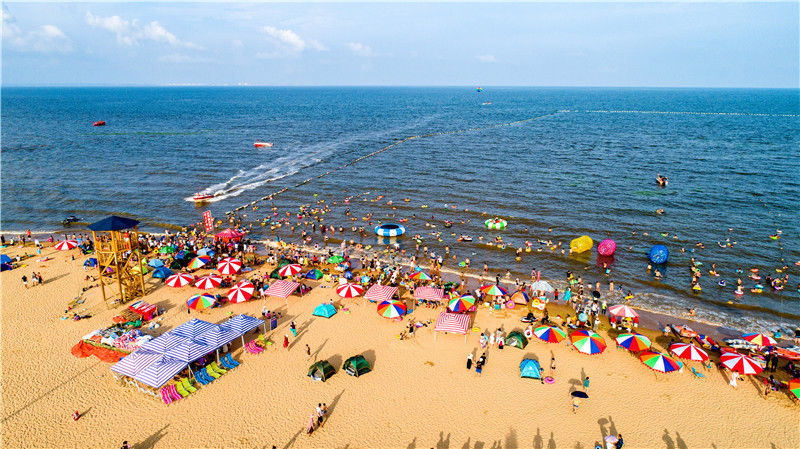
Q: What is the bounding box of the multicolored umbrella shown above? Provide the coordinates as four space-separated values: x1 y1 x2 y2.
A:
534 325 567 343
640 351 681 373
742 333 777 347
570 330 607 355
217 257 242 275
327 255 344 264
409 271 432 281
227 281 254 304
277 263 302 277
788 378 800 400
187 293 216 311
485 218 507 230
377 300 407 318
336 283 364 298
166 273 194 287
480 285 508 296
305 269 324 280
720 352 763 375
54 240 78 251
615 333 652 352
187 256 211 269
669 343 709 362
194 274 222 290
608 304 639 318
447 295 476 313
510 290 530 304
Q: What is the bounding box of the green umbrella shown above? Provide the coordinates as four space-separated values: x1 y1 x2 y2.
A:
327 255 344 264
159 246 176 254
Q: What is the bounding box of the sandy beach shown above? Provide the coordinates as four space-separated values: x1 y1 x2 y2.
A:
1 242 798 449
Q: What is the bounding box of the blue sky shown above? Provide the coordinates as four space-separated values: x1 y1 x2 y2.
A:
2 1 798 87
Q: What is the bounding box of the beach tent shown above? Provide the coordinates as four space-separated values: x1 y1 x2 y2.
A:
313 303 337 318
364 284 398 302
342 355 371 377
84 257 98 268
148 259 165 268
308 360 336 382
152 267 173 279
305 269 324 280
215 228 245 242
520 358 542 379
414 286 444 302
433 312 471 343
506 331 528 349
0 254 11 264
0 263 12 271
171 318 216 339
265 280 301 299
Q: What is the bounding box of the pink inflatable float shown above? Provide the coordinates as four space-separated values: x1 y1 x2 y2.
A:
598 239 616 256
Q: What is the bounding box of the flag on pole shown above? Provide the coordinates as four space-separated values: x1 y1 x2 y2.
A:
203 211 214 232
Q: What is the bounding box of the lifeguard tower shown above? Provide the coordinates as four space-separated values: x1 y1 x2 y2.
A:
88 216 146 308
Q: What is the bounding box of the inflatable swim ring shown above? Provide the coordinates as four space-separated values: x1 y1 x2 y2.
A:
649 244 669 264
485 218 507 230
598 239 616 256
375 223 406 237
544 376 555 384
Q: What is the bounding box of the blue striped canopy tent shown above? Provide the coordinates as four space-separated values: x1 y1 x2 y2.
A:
110 350 163 378
133 355 188 388
171 318 216 339
221 314 267 348
139 333 189 353
164 340 215 363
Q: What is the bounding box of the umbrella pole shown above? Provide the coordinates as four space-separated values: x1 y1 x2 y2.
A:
216 348 220 363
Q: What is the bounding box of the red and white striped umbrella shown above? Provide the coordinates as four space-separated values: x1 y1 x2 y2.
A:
277 264 302 277
166 273 194 287
217 257 242 275
720 352 763 375
742 333 777 347
54 240 78 251
669 343 709 362
227 281 255 303
336 283 364 298
194 274 222 290
608 304 639 318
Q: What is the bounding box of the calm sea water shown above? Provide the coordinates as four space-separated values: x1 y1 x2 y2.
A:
2 87 799 332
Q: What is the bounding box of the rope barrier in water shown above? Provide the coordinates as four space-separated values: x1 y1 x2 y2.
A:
558 109 800 118
225 111 560 215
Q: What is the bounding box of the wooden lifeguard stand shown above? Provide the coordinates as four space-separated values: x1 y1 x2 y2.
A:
88 216 146 308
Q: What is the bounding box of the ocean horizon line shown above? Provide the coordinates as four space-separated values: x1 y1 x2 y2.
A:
2 84 799 90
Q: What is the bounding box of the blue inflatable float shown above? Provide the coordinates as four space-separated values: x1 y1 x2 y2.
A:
375 223 405 237
649 244 669 264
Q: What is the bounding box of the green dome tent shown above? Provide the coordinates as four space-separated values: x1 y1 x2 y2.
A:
507 331 528 349
313 303 337 318
308 360 336 382
343 355 371 377
520 358 542 379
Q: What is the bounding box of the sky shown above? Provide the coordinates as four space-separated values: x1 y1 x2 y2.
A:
2 1 798 87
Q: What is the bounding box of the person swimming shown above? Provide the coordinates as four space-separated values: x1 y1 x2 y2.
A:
656 173 668 187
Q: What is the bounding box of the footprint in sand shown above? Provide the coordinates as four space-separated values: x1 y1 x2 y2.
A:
425 361 435 366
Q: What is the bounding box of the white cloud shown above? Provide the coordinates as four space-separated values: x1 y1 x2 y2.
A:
232 39 243 48
347 42 373 57
158 53 211 64
476 54 497 63
260 25 325 54
2 5 71 53
85 12 201 49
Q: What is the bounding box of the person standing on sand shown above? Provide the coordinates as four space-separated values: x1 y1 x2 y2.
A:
306 413 316 434
305 344 311 360
466 353 473 370
22 275 28 289
729 370 738 388
283 335 289 350
550 356 556 376
290 321 297 337
572 396 581 413
583 376 590 391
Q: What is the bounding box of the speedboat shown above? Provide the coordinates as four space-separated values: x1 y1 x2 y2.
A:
61 215 80 226
192 191 215 203
93 121 106 126
254 141 273 148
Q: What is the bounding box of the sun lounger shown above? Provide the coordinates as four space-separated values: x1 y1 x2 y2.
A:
245 341 263 354
224 353 240 368
161 387 173 405
691 367 705 378
203 365 220 380
193 370 210 385
168 384 182 401
210 361 227 375
181 377 198 393
175 382 190 397
220 357 234 370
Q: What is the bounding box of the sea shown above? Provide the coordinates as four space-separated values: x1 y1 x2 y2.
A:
2 86 799 334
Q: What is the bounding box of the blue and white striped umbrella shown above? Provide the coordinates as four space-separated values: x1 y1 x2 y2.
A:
375 223 405 237
139 333 189 354
133 355 188 388
110 350 163 377
164 340 215 363
220 314 264 336
171 318 216 339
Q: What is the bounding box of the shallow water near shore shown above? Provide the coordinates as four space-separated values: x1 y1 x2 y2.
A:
2 86 799 333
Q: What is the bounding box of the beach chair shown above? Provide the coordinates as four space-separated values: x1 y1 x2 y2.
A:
160 387 173 405
691 367 706 378
193 370 210 385
181 377 198 393
220 357 234 370
255 334 268 347
168 384 182 401
210 361 227 375
244 341 256 354
224 353 240 368
175 382 190 398
203 366 220 380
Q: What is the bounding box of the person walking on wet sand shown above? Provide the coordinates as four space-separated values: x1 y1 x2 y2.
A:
290 321 297 337
550 356 556 376
305 344 311 360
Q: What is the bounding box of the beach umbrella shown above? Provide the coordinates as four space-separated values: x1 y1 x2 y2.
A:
409 271 432 281
510 290 529 304
197 248 215 257
608 304 639 318
640 351 681 373
570 330 607 355
336 283 364 298
194 274 222 290
480 285 508 296
533 325 567 343
166 273 194 287
720 352 763 375
788 379 800 400
571 391 589 399
217 257 242 275
54 240 78 251
305 269 324 280
669 343 709 362
377 300 407 318
448 294 476 313
742 333 777 347
327 255 344 264
187 293 216 311
148 259 165 268
278 264 302 277
152 267 173 279
158 246 176 254
615 333 652 352
530 280 554 293
577 312 589 323
343 271 353 280
187 256 211 269
227 281 255 304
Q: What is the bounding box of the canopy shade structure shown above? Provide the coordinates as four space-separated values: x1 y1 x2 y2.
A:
364 285 398 302
164 341 215 363
133 355 188 388
171 318 217 339
110 350 163 377
220 314 265 335
434 312 471 342
265 280 301 299
414 286 444 301
194 326 238 350
87 215 140 231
